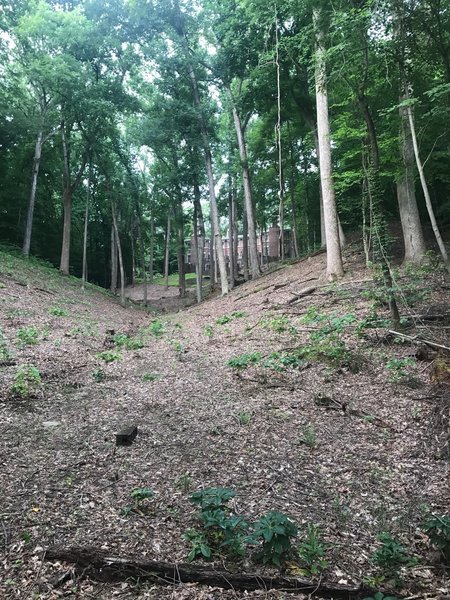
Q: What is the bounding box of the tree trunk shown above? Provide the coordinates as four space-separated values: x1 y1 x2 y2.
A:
111 199 126 307
60 186 72 276
228 183 235 290
138 222 147 306
164 212 171 290
177 205 186 298
397 96 426 265
193 181 205 303
406 99 450 273
81 161 91 290
22 130 43 257
149 213 155 285
313 9 344 280
242 210 249 281
110 226 118 294
230 96 260 279
232 181 239 278
174 7 228 295
130 230 136 288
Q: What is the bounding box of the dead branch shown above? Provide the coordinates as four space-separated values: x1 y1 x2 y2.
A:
44 546 362 598
286 286 317 304
388 330 450 353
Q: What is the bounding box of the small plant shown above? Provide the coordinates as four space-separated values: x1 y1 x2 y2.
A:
96 350 121 363
0 328 13 362
143 373 158 382
249 511 298 566
146 319 166 337
92 368 106 382
170 339 185 355
184 529 212 561
227 352 262 370
16 326 40 346
363 593 399 600
187 488 249 560
175 473 193 492
216 314 231 325
131 487 154 503
11 364 41 398
48 306 69 317
113 333 144 350
238 411 252 425
261 315 297 334
423 514 450 564
372 532 417 581
204 324 214 338
216 311 247 325
385 357 416 383
299 425 318 447
297 524 329 576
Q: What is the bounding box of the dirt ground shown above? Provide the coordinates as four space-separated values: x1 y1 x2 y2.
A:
0 245 449 599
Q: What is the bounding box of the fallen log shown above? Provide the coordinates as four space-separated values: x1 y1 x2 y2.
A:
45 546 363 598
388 330 450 353
286 286 317 304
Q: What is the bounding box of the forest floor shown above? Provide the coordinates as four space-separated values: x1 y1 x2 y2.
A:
0 243 449 600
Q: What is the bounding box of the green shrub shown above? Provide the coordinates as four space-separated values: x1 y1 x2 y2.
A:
96 350 121 363
113 333 144 350
92 368 106 382
248 511 298 566
261 315 297 334
48 306 69 317
11 365 41 397
146 319 166 337
227 352 262 370
372 532 417 580
142 373 158 382
16 326 40 346
385 357 416 383
216 311 247 325
297 524 329 576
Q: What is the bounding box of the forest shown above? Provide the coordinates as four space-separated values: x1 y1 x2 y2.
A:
1 0 449 294
0 1 450 600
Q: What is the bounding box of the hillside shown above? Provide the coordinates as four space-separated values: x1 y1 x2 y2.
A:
0 246 449 600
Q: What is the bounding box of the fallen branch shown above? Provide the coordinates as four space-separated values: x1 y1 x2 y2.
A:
388 330 450 353
286 286 317 304
44 546 362 598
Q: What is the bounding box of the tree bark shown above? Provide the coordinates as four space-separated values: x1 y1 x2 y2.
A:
193 181 205 303
138 221 148 306
313 9 344 280
44 546 362 598
164 211 171 290
229 92 260 279
406 99 450 273
110 226 118 294
149 213 155 285
228 181 235 290
22 130 43 257
81 161 91 290
242 209 249 281
111 199 126 307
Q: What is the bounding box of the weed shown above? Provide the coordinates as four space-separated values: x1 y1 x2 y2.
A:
216 311 247 325
146 319 166 337
21 531 32 545
263 351 304 372
299 425 318 447
142 373 158 382
385 357 416 383
423 514 450 564
0 328 13 362
372 532 417 581
238 412 252 425
297 524 329 577
227 352 262 370
363 593 399 600
187 488 249 560
204 324 214 338
175 473 193 492
170 339 185 355
249 511 298 566
96 351 121 363
16 326 40 346
92 368 106 383
48 306 69 317
131 487 154 503
11 365 41 398
261 315 297 334
113 333 144 350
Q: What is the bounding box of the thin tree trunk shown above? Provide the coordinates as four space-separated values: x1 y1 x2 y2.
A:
229 93 260 279
275 12 285 262
138 222 147 306
110 226 118 294
231 178 239 280
313 9 344 280
406 100 450 273
130 230 136 288
242 210 249 281
164 212 171 290
22 130 43 257
228 183 235 290
81 161 92 290
193 181 205 303
174 6 228 295
149 213 155 285
177 206 186 298
111 199 126 307
397 96 426 264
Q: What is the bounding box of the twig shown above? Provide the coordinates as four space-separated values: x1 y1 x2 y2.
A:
388 330 450 353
